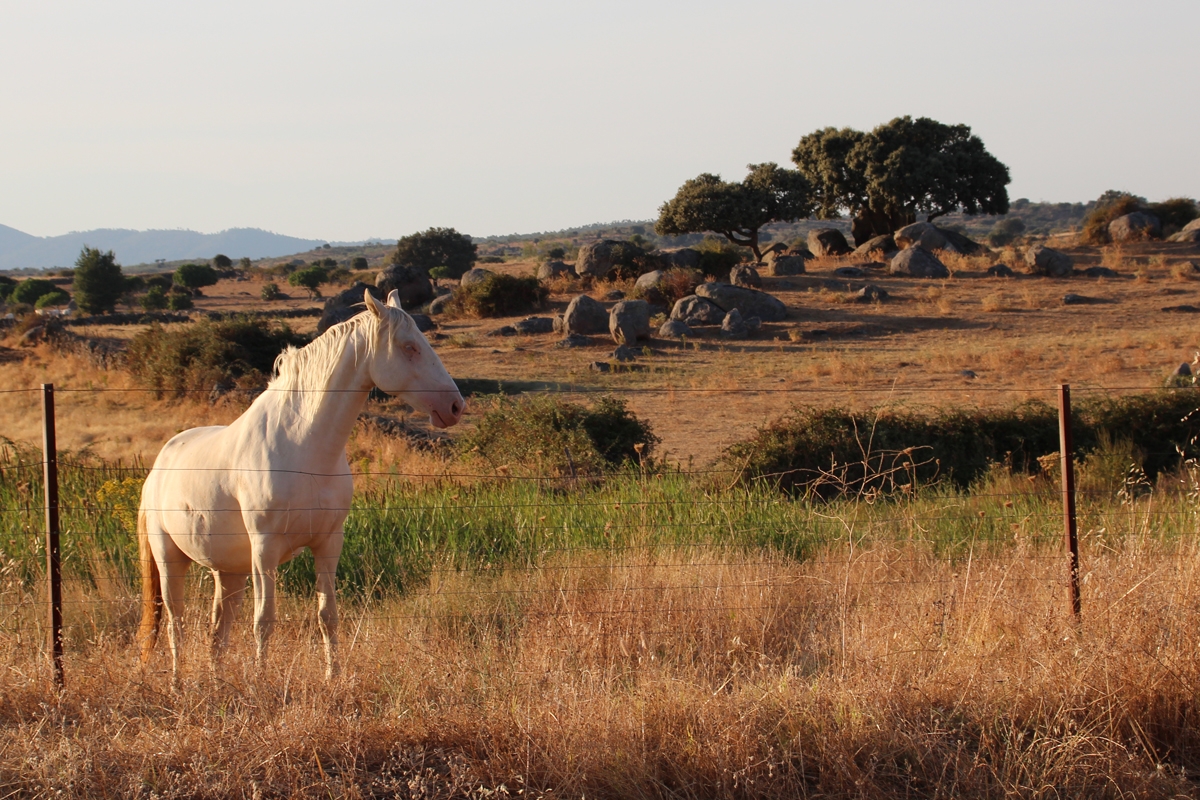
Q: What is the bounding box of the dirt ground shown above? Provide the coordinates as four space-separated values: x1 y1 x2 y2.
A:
2 240 1198 466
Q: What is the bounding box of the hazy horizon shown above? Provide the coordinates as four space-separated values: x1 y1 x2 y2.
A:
3 1 1196 242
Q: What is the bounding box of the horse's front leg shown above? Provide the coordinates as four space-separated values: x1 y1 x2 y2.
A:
248 540 278 669
311 530 345 680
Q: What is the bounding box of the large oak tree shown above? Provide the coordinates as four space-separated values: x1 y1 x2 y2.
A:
655 163 813 261
792 117 1010 245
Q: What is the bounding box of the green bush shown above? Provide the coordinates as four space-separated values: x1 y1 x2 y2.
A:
213 254 233 269
987 217 1026 247
167 292 193 311
141 286 168 311
1149 197 1199 232
458 394 658 478
288 267 327 298
429 266 453 280
0 275 16 302
446 274 548 318
11 278 60 306
126 317 310 396
477 255 505 264
261 282 282 301
73 247 124 314
1081 191 1145 245
34 289 70 309
695 236 744 277
725 391 1200 496
393 227 476 278
351 256 369 271
174 263 219 290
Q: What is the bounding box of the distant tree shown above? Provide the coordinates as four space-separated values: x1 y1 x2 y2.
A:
393 227 477 278
793 117 1011 244
288 267 327 299
141 286 168 311
72 247 125 314
1149 197 1198 232
314 257 337 269
987 217 1026 247
0 275 15 303
655 163 813 261
350 256 369 271
167 291 193 311
212 254 233 269
34 289 70 309
12 278 60 306
546 247 566 260
174 263 219 291
239 257 253 270
261 282 283 301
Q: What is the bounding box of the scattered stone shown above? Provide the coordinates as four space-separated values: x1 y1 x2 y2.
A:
609 299 651 345
986 264 1015 278
659 319 693 338
762 251 807 276
894 222 948 251
1172 362 1193 377
602 290 625 302
1168 228 1200 243
853 234 897 257
513 316 554 335
670 295 726 326
375 265 435 309
1162 305 1200 313
612 345 638 362
318 282 385 333
889 246 950 278
834 267 866 278
1082 266 1119 278
555 334 592 348
552 314 565 334
1108 211 1162 243
1062 294 1091 305
459 268 495 287
939 228 986 255
658 248 701 270
855 284 888 302
563 294 609 335
410 314 435 333
589 361 611 373
18 326 45 346
537 260 573 280
961 370 977 379
807 228 853 257
721 309 748 338
575 240 622 278
694 283 787 322
730 264 762 288
634 270 666 293
428 294 453 315
1025 245 1073 277
487 325 517 336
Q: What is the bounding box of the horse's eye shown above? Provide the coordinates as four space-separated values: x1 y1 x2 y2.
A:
403 343 419 358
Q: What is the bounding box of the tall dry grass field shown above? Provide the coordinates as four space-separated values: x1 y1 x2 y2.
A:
3 458 1200 797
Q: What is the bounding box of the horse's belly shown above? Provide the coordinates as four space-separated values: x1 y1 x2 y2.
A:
169 508 253 572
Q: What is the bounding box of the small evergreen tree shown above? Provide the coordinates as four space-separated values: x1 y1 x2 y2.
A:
393 227 477 278
72 247 124 314
174 262 219 291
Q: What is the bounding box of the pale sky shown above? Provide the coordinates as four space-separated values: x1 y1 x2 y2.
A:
2 0 1196 241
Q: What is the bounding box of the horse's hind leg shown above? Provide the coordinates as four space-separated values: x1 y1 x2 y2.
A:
312 531 345 680
211 570 248 667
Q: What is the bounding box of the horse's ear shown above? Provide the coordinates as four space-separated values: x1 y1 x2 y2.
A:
364 289 386 318
386 290 402 309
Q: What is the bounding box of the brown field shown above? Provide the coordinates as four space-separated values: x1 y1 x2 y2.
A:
2 239 1198 465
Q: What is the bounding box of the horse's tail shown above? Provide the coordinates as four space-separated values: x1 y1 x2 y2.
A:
136 509 162 663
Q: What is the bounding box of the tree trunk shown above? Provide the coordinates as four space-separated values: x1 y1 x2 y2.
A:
851 209 915 246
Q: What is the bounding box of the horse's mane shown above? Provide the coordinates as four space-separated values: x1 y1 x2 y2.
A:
267 310 378 416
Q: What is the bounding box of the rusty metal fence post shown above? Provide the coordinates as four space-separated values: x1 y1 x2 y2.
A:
42 383 63 687
1058 384 1082 625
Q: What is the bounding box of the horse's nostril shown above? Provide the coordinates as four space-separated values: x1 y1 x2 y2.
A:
451 401 461 416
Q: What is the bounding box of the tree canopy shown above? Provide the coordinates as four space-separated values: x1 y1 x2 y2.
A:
288 267 328 299
174 262 219 290
212 254 233 269
655 163 813 261
792 117 1010 244
73 247 124 314
392 227 477 278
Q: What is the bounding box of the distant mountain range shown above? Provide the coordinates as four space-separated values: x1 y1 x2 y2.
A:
0 225 328 271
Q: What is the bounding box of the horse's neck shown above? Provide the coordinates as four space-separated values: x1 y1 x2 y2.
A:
263 329 373 464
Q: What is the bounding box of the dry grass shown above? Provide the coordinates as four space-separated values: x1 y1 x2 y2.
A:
4 533 1199 797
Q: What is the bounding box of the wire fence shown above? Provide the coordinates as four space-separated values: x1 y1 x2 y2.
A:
2 379 1199 688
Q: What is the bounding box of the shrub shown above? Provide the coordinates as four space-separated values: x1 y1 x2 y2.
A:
239 257 253 270
0 275 16 302
429 266 453 280
212 254 232 269
458 394 658 478
261 282 282 301
146 274 173 291
477 255 505 264
446 274 548 318
351 256 369 271
72 247 125 314
167 292 193 311
174 263 219 291
34 289 70 309
987 217 1026 247
393 227 477 278
725 391 1200 496
1081 191 1146 245
546 247 566 260
1149 197 1199 233
288 267 327 298
126 317 310 396
608 240 660 281
695 236 744 277
141 286 168 311
11 278 59 306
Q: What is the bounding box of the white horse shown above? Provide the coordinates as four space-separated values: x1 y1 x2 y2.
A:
136 290 463 682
